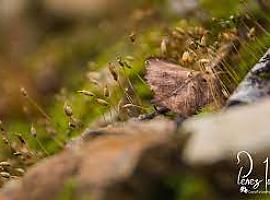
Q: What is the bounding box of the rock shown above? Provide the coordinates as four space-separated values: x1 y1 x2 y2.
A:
180 99 270 197
227 48 270 107
3 99 270 199
182 98 270 165
0 118 178 200
4 98 270 199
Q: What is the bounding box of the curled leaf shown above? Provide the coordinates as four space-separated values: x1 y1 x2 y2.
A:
145 58 221 117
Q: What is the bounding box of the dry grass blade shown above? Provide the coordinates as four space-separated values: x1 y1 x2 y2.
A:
145 58 221 117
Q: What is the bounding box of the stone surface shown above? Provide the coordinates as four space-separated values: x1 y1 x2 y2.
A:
182 98 270 165
227 48 270 106
0 118 177 200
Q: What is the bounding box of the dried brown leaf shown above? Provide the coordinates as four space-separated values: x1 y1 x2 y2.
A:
145 58 221 116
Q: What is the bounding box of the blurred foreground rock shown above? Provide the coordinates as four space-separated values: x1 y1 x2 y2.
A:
183 98 270 165
181 98 270 196
3 99 270 199
0 119 180 200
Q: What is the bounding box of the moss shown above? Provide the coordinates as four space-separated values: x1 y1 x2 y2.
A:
165 174 215 200
200 0 242 18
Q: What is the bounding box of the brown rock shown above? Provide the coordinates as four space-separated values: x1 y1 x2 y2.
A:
0 118 178 200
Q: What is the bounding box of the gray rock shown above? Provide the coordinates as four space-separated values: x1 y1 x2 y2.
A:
227 48 270 107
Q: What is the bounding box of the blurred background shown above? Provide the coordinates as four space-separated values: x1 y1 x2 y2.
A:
0 0 173 119
2 0 235 119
